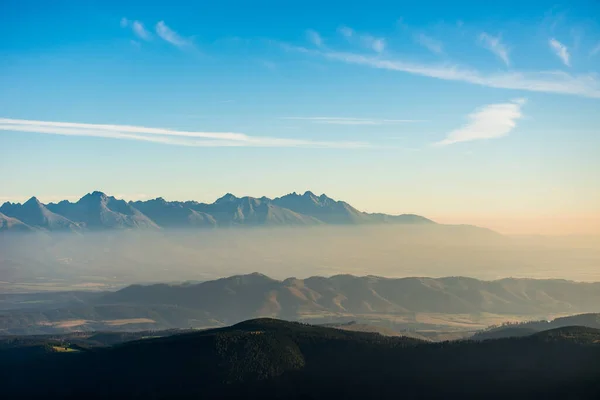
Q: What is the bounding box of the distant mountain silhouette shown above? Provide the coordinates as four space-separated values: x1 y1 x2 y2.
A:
0 197 80 232
1 190 487 233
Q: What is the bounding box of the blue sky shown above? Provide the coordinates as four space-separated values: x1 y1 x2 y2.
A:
1 0 599 234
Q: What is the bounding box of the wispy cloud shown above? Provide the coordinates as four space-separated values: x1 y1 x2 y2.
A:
0 118 371 149
155 21 192 48
306 30 323 47
549 38 570 66
415 33 443 54
338 26 354 38
590 42 600 56
363 35 385 53
281 44 600 98
434 98 525 146
132 21 152 41
281 117 422 125
120 18 152 41
478 33 510 66
338 26 385 53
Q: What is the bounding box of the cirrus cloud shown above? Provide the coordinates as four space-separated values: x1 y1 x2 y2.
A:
281 43 600 98
155 21 193 48
478 33 510 66
549 38 570 66
0 118 371 149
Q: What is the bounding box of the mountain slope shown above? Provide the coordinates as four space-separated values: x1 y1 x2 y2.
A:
189 194 322 226
272 191 372 224
101 273 600 322
130 197 217 228
0 197 80 231
0 212 34 232
4 274 600 336
272 191 436 225
47 191 158 230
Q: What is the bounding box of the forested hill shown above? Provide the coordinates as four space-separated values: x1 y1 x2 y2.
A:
2 319 600 399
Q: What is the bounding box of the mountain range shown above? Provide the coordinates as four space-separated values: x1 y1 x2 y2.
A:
3 273 600 335
0 191 435 232
101 273 600 318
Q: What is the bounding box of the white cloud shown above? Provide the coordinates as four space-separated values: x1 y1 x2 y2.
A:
0 118 370 149
478 33 510 66
281 44 600 98
434 99 525 146
338 26 385 53
306 30 323 47
120 18 151 41
282 117 422 125
155 21 192 48
415 33 443 54
132 21 151 41
338 26 354 38
590 42 600 56
362 35 385 53
549 38 570 66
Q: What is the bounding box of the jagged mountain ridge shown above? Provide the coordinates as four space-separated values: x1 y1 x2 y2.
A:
46 191 158 230
1 190 437 232
0 197 80 232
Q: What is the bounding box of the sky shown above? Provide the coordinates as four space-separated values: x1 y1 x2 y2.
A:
1 0 599 235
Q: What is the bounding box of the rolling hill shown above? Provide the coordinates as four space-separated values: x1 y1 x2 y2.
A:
473 313 600 340
3 274 600 335
104 273 600 318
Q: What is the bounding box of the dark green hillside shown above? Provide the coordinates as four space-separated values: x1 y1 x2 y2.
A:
2 318 600 399
473 313 600 340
